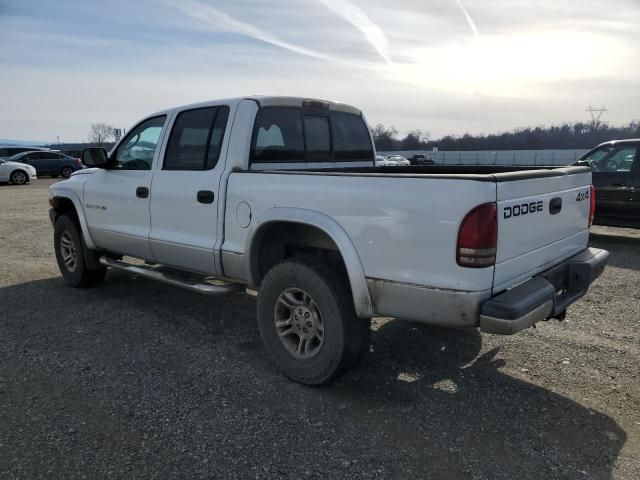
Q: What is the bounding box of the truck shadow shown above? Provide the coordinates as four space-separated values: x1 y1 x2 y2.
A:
0 273 626 479
330 320 626 478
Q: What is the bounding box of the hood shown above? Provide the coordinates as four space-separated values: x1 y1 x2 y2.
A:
3 160 35 169
71 167 99 176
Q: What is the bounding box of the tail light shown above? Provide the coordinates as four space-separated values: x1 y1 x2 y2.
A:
589 185 596 227
75 158 82 166
457 203 498 268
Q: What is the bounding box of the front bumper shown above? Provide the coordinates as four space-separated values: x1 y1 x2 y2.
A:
480 247 609 334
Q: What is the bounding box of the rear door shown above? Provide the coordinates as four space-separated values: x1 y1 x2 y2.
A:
148 104 231 275
492 169 592 292
39 152 63 175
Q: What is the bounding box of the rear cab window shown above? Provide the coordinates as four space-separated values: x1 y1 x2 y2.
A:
250 106 373 165
164 106 230 170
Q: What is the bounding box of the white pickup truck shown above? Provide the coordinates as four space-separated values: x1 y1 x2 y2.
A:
49 96 608 385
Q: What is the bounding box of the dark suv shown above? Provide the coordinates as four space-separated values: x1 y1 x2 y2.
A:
410 154 435 166
0 146 50 159
8 151 84 178
578 139 640 228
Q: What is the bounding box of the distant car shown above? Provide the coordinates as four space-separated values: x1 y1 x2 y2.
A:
386 155 410 166
577 139 640 228
0 145 50 159
60 150 83 159
375 155 398 167
8 151 84 178
0 158 37 185
410 154 435 166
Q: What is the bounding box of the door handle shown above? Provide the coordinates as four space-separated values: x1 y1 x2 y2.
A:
136 186 149 198
197 190 215 204
549 197 562 215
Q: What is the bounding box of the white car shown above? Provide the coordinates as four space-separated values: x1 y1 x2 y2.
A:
0 159 37 185
375 155 398 167
386 155 410 166
49 96 608 385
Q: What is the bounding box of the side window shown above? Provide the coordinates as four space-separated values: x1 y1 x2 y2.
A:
164 106 229 170
303 116 331 159
112 115 166 170
251 107 304 162
591 146 638 173
330 111 373 160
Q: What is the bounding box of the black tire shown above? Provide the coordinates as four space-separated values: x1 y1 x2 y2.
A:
61 166 74 178
257 257 371 385
54 214 106 288
10 170 28 185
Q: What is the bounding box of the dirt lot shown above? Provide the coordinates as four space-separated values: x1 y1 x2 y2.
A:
1 178 639 479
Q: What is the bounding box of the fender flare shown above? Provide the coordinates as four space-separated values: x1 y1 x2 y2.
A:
50 187 97 250
245 207 374 318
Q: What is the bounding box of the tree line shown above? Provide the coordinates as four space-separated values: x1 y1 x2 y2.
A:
372 121 640 151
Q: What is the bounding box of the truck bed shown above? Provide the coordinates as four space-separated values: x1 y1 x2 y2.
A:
259 165 591 181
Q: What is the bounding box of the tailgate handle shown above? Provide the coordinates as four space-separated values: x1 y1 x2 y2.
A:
549 197 562 215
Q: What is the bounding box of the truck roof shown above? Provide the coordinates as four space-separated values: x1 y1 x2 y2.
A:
148 96 361 118
595 138 640 147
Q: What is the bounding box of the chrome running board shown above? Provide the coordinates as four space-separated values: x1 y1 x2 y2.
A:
99 256 243 295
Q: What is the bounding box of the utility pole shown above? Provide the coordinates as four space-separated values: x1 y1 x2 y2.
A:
586 105 607 128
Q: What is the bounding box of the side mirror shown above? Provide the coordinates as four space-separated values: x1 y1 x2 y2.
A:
82 147 109 168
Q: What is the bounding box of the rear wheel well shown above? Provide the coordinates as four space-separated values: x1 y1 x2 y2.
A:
253 222 348 287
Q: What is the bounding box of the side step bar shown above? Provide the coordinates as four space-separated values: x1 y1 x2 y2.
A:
99 256 243 295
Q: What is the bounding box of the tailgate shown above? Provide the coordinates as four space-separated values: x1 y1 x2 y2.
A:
493 168 592 293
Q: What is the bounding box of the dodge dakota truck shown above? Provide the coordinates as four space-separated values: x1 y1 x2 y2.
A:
49 96 609 385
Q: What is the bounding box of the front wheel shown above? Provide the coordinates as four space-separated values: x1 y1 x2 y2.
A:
54 214 106 288
10 170 28 185
257 257 370 385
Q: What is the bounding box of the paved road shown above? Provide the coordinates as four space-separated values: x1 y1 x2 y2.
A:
1 179 639 479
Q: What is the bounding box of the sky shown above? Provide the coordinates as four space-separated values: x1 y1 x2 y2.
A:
0 0 639 143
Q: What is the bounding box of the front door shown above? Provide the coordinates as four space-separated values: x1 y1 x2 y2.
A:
149 105 231 274
588 144 638 221
84 115 167 260
21 152 47 175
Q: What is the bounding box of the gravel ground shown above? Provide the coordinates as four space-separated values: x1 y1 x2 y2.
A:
0 178 638 479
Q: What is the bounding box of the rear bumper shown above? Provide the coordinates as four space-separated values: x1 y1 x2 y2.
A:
480 247 609 334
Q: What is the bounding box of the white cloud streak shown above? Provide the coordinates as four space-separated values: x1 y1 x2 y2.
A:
167 0 373 67
455 0 480 38
318 0 392 63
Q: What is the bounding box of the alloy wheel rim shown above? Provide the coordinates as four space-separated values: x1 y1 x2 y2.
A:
62 168 72 177
60 231 78 272
13 172 26 184
273 288 324 360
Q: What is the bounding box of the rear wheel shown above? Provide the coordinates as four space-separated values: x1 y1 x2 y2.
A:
10 170 28 185
257 257 370 385
61 166 74 178
54 214 106 288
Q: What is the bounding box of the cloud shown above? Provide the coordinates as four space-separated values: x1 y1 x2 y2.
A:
317 0 392 63
455 0 479 37
165 0 374 67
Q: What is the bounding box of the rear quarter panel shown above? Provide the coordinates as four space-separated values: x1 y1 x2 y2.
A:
223 172 497 292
